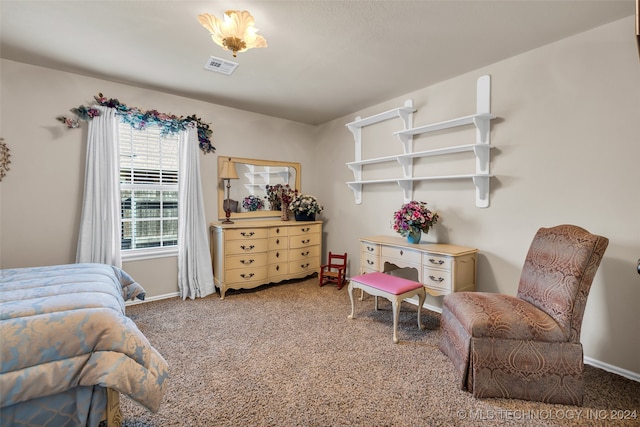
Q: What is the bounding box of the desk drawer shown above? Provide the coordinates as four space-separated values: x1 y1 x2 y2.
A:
360 241 380 256
361 252 379 271
423 267 452 293
226 253 268 269
226 228 268 240
361 266 378 275
225 238 268 255
381 246 421 264
423 254 452 270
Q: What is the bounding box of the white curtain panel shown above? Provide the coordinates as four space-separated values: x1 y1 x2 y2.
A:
76 106 122 267
178 125 215 299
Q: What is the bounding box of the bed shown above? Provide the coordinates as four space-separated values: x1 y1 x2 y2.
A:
0 263 169 426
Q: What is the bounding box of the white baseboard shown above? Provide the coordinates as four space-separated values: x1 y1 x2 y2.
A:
125 291 180 306
584 356 640 382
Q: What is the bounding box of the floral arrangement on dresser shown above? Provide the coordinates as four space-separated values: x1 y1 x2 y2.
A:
265 184 297 210
242 195 264 211
392 200 439 243
289 194 324 216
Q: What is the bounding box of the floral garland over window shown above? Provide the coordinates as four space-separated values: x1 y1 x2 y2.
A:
57 93 215 153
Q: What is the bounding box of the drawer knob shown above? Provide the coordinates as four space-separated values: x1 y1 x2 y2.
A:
302 239 310 244
276 252 280 258
429 258 444 265
367 246 374 252
400 250 403 256
301 263 310 268
240 245 255 251
240 259 254 265
301 227 310 232
301 251 309 256
240 231 255 237
367 260 374 265
276 239 280 244
240 273 255 279
429 275 444 282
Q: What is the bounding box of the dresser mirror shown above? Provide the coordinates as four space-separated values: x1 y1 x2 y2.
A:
217 156 301 220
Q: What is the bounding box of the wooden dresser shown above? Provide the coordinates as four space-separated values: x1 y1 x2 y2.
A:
360 235 478 296
210 220 322 299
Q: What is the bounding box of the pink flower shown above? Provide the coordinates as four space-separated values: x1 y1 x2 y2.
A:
391 200 439 237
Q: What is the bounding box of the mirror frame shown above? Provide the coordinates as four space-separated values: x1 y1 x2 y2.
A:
217 156 301 221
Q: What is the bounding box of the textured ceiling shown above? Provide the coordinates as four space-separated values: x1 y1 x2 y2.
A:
0 1 635 125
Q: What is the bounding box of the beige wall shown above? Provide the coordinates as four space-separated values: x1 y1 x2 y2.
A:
0 60 316 298
310 16 640 376
1 17 638 376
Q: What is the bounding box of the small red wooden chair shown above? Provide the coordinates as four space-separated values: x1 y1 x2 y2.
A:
319 252 348 290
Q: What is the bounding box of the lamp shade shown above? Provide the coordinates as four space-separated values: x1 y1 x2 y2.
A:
220 159 239 180
198 10 267 57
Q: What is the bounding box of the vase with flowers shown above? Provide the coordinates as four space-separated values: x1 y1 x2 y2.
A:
289 194 323 221
265 184 297 220
242 195 264 212
392 200 439 244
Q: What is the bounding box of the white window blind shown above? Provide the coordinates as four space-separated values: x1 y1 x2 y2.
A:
119 123 179 252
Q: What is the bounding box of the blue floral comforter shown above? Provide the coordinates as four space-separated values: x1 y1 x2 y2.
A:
0 263 168 414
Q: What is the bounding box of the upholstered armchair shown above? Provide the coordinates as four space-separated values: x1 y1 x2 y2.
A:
439 225 608 405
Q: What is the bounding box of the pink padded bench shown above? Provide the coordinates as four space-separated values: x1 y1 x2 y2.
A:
348 272 426 343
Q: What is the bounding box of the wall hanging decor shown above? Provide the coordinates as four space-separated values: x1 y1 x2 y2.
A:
0 138 10 181
57 93 215 153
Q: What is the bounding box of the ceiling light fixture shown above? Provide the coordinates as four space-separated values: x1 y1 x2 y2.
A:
198 10 267 57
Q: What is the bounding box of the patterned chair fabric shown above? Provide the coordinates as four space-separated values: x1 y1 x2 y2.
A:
439 225 608 405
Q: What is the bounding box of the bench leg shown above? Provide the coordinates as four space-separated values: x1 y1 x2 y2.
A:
347 280 356 320
391 296 400 344
417 288 426 331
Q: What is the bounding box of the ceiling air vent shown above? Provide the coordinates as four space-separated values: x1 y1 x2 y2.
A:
204 56 238 75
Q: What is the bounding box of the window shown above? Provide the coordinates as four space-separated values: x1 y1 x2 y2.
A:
119 123 179 256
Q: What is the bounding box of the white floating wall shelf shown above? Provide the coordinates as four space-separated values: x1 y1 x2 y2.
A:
345 75 495 208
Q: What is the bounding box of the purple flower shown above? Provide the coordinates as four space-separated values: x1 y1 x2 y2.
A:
391 200 439 237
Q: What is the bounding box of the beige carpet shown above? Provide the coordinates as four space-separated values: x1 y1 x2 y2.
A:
121 277 640 426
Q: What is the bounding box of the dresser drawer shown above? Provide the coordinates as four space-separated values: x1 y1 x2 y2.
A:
225 238 268 255
268 249 289 264
360 241 380 256
361 252 379 271
269 236 288 250
226 228 268 240
423 267 452 293
226 266 268 284
226 253 268 269
268 262 288 277
423 254 452 270
268 226 289 237
289 223 321 236
289 244 320 261
289 233 321 249
381 245 421 264
289 257 320 275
